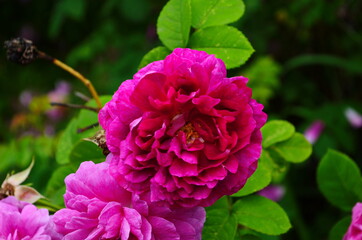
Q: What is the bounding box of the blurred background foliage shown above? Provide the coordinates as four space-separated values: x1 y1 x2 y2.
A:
0 0 361 239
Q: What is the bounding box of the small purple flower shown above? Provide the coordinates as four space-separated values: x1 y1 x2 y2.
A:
19 90 33 107
47 81 71 120
0 196 61 239
304 120 325 144
53 160 206 240
257 184 285 202
345 107 362 128
344 202 362 240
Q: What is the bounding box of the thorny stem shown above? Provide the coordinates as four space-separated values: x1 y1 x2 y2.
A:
50 102 99 113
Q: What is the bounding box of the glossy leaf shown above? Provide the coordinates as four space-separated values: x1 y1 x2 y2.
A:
203 198 237 240
138 46 171 69
189 25 254 68
272 133 312 163
157 0 191 49
261 120 295 148
232 153 272 197
317 149 362 211
233 195 291 235
191 0 245 29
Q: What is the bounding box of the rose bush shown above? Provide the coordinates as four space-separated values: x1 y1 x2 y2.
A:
99 48 267 207
53 161 205 240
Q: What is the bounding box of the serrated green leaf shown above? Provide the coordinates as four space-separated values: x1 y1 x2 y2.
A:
203 208 237 240
233 195 291 235
317 149 362 211
157 0 191 49
189 25 254 68
191 0 245 29
329 217 351 240
271 132 312 163
261 120 295 148
138 46 171 69
232 153 272 197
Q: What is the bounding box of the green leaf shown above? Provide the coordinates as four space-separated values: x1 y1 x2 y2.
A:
69 140 105 164
203 208 237 240
272 133 312 163
232 195 291 235
49 0 86 38
328 217 351 240
261 120 295 148
317 149 362 211
191 0 245 29
56 118 78 165
45 165 76 206
138 46 171 69
189 25 254 68
157 0 191 49
232 153 272 197
56 96 111 165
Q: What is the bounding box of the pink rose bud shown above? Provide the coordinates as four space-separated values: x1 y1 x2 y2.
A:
304 120 325 144
257 184 285 202
345 107 362 128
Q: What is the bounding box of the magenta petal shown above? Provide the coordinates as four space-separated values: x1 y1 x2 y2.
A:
169 160 198 177
99 48 267 207
148 216 179 240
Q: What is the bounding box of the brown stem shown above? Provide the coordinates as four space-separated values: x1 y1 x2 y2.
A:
50 102 99 113
77 122 99 133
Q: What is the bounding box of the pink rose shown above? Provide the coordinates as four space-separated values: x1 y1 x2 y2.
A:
344 202 362 240
99 48 267 207
53 161 205 240
0 196 61 239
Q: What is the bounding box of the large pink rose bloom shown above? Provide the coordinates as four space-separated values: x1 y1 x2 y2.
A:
53 161 205 240
99 48 267 207
344 202 362 240
0 196 61 239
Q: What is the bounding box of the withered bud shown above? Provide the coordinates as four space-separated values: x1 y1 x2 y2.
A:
4 37 39 64
84 129 110 156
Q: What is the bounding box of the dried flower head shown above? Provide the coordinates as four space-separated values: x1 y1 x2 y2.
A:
4 37 39 64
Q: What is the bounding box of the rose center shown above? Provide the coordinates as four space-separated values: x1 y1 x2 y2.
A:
179 122 200 144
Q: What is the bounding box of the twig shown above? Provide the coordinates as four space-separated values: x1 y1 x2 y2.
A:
77 122 99 133
74 91 91 102
50 102 99 113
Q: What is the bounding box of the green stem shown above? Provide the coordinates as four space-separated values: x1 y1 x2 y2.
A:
35 198 63 212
